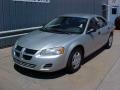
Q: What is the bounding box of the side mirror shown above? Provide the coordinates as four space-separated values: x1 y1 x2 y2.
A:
87 28 96 34
40 23 46 28
40 25 44 28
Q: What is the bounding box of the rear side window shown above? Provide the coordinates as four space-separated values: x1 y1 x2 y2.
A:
96 17 107 28
87 18 99 31
112 8 117 15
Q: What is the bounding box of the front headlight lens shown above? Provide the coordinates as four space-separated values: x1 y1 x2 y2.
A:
40 47 64 56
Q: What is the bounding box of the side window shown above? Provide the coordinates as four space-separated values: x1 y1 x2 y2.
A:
112 7 117 15
87 18 99 31
96 17 107 28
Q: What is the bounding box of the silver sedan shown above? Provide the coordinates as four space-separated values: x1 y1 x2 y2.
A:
12 14 114 73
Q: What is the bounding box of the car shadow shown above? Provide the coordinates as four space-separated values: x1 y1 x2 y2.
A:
14 46 105 79
14 64 67 79
81 46 105 65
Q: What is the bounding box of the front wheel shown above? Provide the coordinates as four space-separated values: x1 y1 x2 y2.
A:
66 48 83 73
105 33 113 49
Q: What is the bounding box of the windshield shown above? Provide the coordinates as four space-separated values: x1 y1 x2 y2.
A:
40 17 88 34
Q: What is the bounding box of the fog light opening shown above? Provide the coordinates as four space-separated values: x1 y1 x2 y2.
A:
44 64 53 68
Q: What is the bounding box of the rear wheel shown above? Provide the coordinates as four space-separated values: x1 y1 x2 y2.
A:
105 33 113 49
115 16 120 30
66 48 83 73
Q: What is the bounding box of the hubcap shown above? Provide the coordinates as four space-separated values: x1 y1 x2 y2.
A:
72 52 81 69
109 35 113 47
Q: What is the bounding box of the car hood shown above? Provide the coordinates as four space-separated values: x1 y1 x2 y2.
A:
17 30 78 50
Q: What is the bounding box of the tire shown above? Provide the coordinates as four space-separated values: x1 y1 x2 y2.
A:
115 16 120 30
105 33 113 49
66 48 83 73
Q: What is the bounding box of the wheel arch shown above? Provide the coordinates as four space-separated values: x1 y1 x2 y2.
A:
110 31 113 36
65 44 85 62
65 44 85 73
72 45 85 58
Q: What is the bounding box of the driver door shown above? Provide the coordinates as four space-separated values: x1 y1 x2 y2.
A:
84 18 100 56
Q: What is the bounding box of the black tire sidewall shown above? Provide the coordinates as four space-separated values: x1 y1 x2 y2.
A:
66 48 83 73
115 16 120 30
106 34 113 49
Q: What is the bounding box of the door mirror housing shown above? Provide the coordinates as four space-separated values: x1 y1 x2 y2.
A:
40 23 46 28
40 25 44 28
87 28 96 34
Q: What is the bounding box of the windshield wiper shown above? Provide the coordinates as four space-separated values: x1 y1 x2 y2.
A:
51 29 73 34
46 24 61 28
39 27 74 34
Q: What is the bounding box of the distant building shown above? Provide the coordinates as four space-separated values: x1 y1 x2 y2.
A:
0 0 119 48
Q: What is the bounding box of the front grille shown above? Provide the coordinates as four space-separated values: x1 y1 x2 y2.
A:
15 59 36 68
23 55 32 60
25 48 37 54
15 51 20 57
14 45 38 60
15 45 23 51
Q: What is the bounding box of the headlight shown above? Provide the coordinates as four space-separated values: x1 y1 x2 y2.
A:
40 47 64 56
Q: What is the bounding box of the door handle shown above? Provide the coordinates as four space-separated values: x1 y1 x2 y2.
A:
98 31 101 35
108 27 111 30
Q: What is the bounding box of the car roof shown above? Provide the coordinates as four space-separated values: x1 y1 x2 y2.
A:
61 14 99 19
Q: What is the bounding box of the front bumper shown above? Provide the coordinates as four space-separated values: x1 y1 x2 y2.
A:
12 48 66 72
